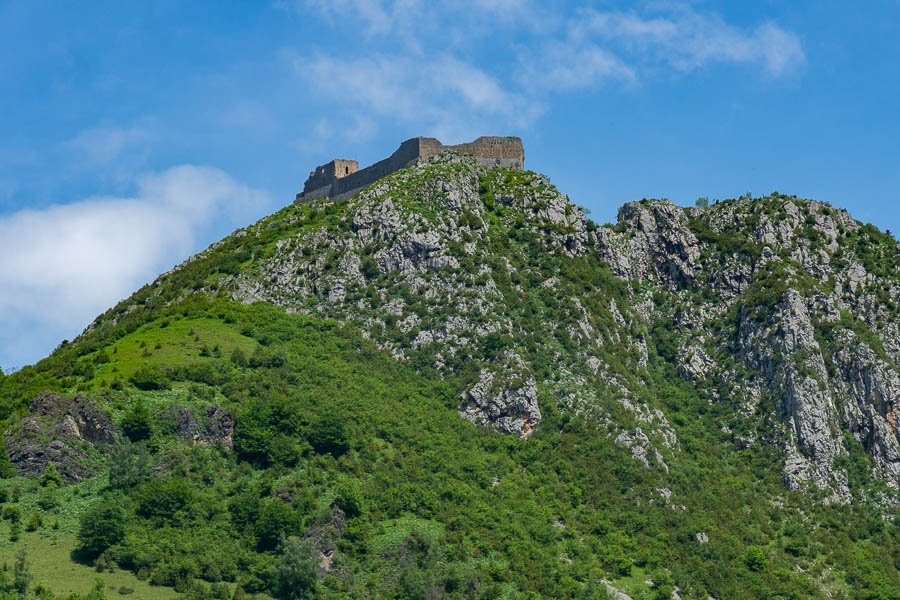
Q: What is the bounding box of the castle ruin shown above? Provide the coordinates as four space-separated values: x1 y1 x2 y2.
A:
296 136 524 203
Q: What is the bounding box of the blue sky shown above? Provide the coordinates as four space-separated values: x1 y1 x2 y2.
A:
1 0 899 369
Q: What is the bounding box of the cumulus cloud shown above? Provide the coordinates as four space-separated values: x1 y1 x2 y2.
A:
0 165 269 368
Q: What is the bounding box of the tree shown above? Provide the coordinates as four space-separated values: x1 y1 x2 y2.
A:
130 365 169 391
695 197 710 207
743 546 769 573
306 413 349 456
40 462 63 488
121 401 153 442
13 549 31 595
271 536 318 600
230 348 248 368
77 499 126 559
109 440 152 490
255 499 301 551
334 480 363 518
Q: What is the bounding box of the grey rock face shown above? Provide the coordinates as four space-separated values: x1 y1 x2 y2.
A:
459 351 542 436
3 392 117 483
738 290 850 501
595 196 900 502
161 405 235 449
595 201 700 287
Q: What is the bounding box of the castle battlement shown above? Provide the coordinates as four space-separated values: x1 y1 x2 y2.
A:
296 136 524 203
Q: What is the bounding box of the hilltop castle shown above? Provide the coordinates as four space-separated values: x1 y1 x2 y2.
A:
296 136 524 203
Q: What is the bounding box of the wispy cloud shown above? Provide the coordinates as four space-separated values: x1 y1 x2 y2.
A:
291 2 804 141
574 7 805 76
62 124 153 166
0 166 269 367
295 53 542 141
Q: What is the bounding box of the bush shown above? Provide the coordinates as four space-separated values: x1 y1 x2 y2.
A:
40 462 64 488
3 505 22 523
230 348 248 368
77 499 126 559
109 441 152 490
130 365 169 391
334 480 363 518
743 546 769 572
135 477 194 522
121 402 153 442
25 513 42 532
255 500 301 551
271 536 318 600
306 413 349 456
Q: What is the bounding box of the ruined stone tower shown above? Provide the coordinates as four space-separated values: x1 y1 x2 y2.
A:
296 136 524 203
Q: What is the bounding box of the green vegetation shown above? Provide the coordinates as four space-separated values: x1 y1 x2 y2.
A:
0 165 896 599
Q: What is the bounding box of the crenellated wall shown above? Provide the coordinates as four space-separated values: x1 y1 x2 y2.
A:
296 136 524 203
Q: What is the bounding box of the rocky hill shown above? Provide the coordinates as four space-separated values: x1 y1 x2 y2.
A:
0 151 898 599
179 152 898 504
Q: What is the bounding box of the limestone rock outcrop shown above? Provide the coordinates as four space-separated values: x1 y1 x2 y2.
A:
3 392 117 482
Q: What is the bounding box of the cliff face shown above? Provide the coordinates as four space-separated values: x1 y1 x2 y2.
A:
598 198 900 502
93 152 900 505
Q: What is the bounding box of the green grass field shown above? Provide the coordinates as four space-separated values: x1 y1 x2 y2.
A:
0 529 181 599
89 316 258 385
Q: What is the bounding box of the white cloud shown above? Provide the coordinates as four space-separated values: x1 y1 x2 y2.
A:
576 7 805 76
0 166 269 367
299 0 422 36
290 3 803 141
519 40 636 91
296 53 543 140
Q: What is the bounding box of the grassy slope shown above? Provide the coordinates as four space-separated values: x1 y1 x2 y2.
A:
0 530 180 599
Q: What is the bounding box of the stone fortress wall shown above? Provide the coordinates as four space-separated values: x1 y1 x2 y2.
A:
296 136 524 203
302 159 359 194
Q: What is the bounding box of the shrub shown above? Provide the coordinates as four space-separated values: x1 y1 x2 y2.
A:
306 413 349 456
77 499 126 559
3 505 21 523
271 536 318 600
37 488 59 510
135 477 194 522
744 546 769 572
130 365 169 391
230 348 248 368
121 401 153 442
109 441 152 490
40 462 63 488
334 480 363 518
255 500 301 551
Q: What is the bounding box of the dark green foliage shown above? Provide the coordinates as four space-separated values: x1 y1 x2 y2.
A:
255 500 302 551
40 462 63 488
77 499 126 559
306 413 349 456
120 401 153 442
333 479 363 518
129 364 169 391
13 549 31 595
271 536 318 600
135 477 194 522
360 255 379 280
229 347 248 367
743 546 769 572
109 440 152 490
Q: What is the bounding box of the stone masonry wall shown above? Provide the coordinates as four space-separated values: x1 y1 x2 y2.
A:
296 136 524 203
303 159 359 194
